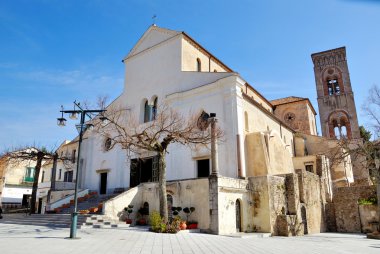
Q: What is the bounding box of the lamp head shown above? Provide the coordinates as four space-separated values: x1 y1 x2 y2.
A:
57 117 66 127
69 112 78 120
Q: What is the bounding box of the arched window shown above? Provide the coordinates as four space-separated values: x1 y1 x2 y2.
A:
334 126 340 139
104 137 112 151
144 100 152 123
327 79 340 95
152 97 158 120
341 125 347 138
197 58 201 72
244 111 249 131
329 111 351 139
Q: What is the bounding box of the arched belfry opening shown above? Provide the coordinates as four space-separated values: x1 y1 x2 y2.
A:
328 111 352 139
322 67 344 96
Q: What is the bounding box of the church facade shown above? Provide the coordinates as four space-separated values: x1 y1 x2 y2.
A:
41 25 375 235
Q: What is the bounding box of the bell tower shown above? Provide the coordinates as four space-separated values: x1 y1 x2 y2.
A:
311 47 360 140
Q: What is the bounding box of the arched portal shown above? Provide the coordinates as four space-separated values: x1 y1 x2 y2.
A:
235 199 242 232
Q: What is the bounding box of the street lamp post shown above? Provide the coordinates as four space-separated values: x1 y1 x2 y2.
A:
57 101 105 239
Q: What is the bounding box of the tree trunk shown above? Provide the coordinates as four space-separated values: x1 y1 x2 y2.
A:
30 152 43 214
158 152 168 222
377 183 380 231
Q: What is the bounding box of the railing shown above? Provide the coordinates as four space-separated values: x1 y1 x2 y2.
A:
24 176 34 182
46 189 89 210
55 181 76 190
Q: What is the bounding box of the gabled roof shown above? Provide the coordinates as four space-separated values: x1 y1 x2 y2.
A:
271 96 306 106
124 25 181 60
123 25 233 72
270 96 317 115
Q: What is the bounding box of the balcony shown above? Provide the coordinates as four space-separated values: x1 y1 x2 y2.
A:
23 176 34 183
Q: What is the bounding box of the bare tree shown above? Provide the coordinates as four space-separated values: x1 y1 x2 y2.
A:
0 146 70 214
94 103 222 222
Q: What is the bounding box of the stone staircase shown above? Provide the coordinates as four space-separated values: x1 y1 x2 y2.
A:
0 213 89 228
81 214 131 229
57 193 117 214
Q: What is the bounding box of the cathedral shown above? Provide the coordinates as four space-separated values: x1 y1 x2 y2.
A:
28 25 376 235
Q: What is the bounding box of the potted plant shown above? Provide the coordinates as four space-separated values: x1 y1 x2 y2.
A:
183 207 197 229
124 204 134 224
187 221 198 229
171 206 182 216
138 207 149 225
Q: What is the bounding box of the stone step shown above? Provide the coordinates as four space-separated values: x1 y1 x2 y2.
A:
0 214 89 228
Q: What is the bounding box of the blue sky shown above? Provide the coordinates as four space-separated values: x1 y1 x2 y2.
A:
1 0 380 150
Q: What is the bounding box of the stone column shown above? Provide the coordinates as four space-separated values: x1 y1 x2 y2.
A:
208 175 219 234
210 117 219 176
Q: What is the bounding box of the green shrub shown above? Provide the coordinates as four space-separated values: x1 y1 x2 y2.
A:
166 216 181 233
358 197 377 205
150 211 163 232
149 210 180 234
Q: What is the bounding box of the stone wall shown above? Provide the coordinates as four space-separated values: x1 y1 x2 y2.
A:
104 178 210 229
217 177 250 234
297 169 326 234
359 205 379 233
333 185 377 232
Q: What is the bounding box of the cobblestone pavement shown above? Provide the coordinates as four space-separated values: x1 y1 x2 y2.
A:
0 223 379 254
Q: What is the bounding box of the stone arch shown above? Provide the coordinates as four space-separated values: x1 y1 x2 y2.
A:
143 201 149 215
235 199 242 232
327 110 352 139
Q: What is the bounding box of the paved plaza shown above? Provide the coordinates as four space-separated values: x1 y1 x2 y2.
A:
0 223 379 254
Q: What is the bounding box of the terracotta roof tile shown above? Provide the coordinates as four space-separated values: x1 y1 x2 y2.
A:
270 96 307 106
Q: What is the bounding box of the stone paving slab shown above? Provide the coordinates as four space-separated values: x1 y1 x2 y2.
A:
0 223 379 254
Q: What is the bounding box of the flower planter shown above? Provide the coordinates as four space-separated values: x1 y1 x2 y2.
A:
180 222 187 230
61 204 70 209
79 209 89 214
54 208 61 213
187 223 198 229
89 207 98 213
138 218 146 225
125 219 132 224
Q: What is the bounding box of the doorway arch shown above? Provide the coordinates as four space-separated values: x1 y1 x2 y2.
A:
235 199 242 232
